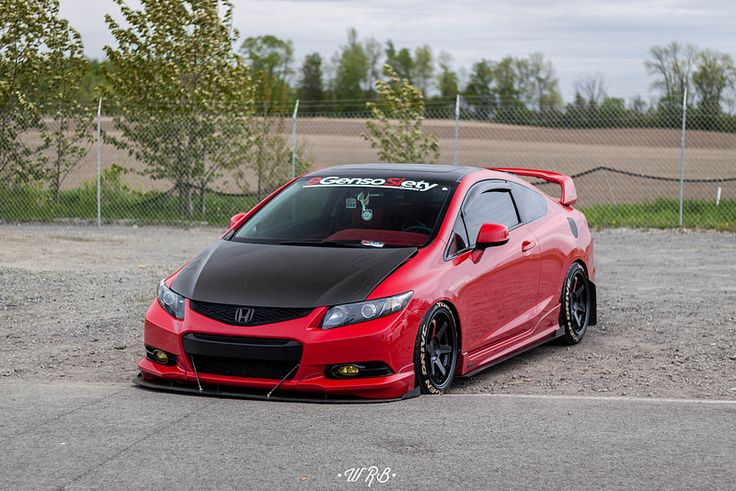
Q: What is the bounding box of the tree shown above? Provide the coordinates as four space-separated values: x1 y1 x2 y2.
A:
464 59 496 116
364 36 382 98
103 0 254 218
493 56 529 123
385 41 414 82
297 53 324 112
436 52 458 98
645 41 698 111
692 50 735 114
239 35 294 109
235 115 309 200
0 0 91 195
525 52 562 111
574 73 606 109
41 5 93 202
600 97 627 125
629 95 648 113
493 56 522 106
413 45 434 95
322 52 338 109
334 28 368 111
0 0 49 183
78 59 111 105
363 65 439 163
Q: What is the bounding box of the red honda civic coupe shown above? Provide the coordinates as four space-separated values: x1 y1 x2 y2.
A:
136 164 596 401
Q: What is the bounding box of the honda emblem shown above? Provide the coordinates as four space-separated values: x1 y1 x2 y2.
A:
234 307 255 324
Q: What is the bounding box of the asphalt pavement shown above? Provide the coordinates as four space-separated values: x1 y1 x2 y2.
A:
1 381 734 490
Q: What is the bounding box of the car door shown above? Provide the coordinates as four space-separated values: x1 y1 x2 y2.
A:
510 182 560 311
452 182 542 353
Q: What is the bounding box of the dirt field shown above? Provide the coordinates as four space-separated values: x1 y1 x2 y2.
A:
27 117 736 206
1 224 734 399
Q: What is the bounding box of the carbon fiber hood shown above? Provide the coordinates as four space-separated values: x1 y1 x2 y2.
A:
171 240 415 308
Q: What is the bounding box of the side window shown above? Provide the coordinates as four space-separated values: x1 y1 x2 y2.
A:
463 188 521 247
484 190 521 228
447 214 470 256
511 183 548 222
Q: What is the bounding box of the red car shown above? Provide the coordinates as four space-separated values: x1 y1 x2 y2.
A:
136 164 596 401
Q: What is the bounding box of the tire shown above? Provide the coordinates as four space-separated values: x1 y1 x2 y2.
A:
559 262 592 344
414 302 459 394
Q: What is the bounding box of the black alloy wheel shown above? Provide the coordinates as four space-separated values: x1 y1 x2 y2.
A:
414 302 458 394
560 263 591 344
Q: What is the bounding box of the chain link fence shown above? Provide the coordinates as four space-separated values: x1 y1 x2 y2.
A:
1 99 734 230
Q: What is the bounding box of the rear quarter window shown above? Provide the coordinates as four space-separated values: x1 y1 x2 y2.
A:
511 183 548 223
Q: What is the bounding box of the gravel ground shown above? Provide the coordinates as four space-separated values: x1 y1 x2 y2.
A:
1 224 734 399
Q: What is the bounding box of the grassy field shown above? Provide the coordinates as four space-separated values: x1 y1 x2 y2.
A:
19 117 736 207
0 178 260 227
2 180 733 231
584 199 736 231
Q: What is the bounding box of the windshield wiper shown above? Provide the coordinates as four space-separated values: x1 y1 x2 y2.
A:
277 239 369 248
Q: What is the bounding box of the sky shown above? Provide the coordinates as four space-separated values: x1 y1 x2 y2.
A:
59 0 736 102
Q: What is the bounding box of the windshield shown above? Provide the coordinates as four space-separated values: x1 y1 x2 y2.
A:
232 175 457 248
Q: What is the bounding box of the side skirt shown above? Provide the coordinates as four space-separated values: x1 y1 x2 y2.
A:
458 330 563 379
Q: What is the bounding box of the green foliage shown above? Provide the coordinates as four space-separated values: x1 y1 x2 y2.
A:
645 42 698 111
297 53 324 112
385 41 414 82
363 65 439 163
436 52 458 98
463 53 562 119
77 59 111 105
239 35 294 108
363 37 383 98
40 7 93 202
0 0 92 193
412 45 433 95
334 28 369 111
235 115 311 200
693 50 735 114
464 59 496 109
102 0 255 218
0 0 54 182
2 179 732 232
582 199 736 232
0 167 260 226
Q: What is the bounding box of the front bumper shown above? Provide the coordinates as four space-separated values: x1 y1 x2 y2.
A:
137 298 421 400
133 373 420 403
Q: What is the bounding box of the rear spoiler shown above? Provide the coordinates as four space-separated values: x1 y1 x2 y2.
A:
489 167 577 206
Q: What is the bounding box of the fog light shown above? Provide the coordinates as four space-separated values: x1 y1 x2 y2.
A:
335 364 360 377
152 349 170 364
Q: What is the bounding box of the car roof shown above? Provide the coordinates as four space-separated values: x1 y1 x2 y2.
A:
306 163 483 182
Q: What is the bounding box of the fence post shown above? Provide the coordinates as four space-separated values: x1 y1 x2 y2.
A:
291 99 300 179
678 87 688 227
453 94 460 165
96 97 102 227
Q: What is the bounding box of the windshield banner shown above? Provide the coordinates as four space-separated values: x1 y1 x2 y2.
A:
304 176 438 192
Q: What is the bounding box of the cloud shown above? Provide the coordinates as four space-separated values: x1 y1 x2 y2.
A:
59 0 735 100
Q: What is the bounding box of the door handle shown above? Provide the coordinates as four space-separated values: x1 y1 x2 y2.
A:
521 240 536 253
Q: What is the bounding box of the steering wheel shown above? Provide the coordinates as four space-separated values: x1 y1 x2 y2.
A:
404 225 433 234
402 216 433 234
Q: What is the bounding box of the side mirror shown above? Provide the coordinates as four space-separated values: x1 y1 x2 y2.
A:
229 212 247 230
475 223 509 248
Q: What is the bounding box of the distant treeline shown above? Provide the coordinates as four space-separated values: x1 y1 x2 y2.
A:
73 29 736 131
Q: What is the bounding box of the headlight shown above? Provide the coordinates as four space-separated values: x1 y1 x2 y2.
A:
321 291 413 329
157 280 185 320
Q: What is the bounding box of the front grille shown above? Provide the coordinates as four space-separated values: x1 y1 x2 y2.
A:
190 300 313 326
193 355 297 380
182 333 302 380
